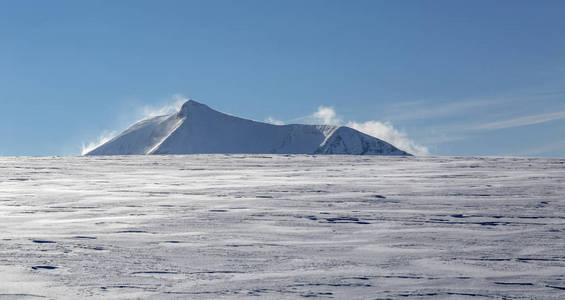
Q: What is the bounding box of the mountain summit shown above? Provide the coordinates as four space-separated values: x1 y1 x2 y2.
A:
85 100 411 156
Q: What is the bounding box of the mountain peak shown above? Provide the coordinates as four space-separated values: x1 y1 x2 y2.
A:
178 99 210 118
86 101 411 156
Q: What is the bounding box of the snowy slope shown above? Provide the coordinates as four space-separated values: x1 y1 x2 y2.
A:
86 100 410 156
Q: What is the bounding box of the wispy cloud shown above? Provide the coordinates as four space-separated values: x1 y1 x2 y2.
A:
387 89 565 122
505 139 565 157
380 87 565 153
476 110 565 130
389 98 502 121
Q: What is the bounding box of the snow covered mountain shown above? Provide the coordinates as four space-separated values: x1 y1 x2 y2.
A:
85 100 411 156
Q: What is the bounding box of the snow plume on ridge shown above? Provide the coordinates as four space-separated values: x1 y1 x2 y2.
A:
81 130 118 155
141 94 187 119
308 106 428 155
312 106 342 125
346 121 429 156
80 94 190 155
265 117 284 125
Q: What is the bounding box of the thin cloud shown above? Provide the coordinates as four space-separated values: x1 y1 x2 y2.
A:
389 98 499 121
476 110 565 130
387 89 565 122
509 139 565 157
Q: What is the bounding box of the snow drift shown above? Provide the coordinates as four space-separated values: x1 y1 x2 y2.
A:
85 100 411 156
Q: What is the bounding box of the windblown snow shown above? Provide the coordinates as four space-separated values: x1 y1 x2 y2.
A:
85 100 410 156
1 155 564 299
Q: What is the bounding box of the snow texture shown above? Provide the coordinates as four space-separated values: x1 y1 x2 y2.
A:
85 100 410 156
1 155 564 299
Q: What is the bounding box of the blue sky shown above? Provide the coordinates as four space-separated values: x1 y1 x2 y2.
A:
1 0 564 156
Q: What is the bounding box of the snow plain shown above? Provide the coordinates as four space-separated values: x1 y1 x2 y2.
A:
0 155 564 299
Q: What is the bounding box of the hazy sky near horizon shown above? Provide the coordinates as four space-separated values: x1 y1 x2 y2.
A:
1 0 565 156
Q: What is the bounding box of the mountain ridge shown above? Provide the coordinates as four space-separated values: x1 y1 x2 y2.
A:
85 100 411 156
